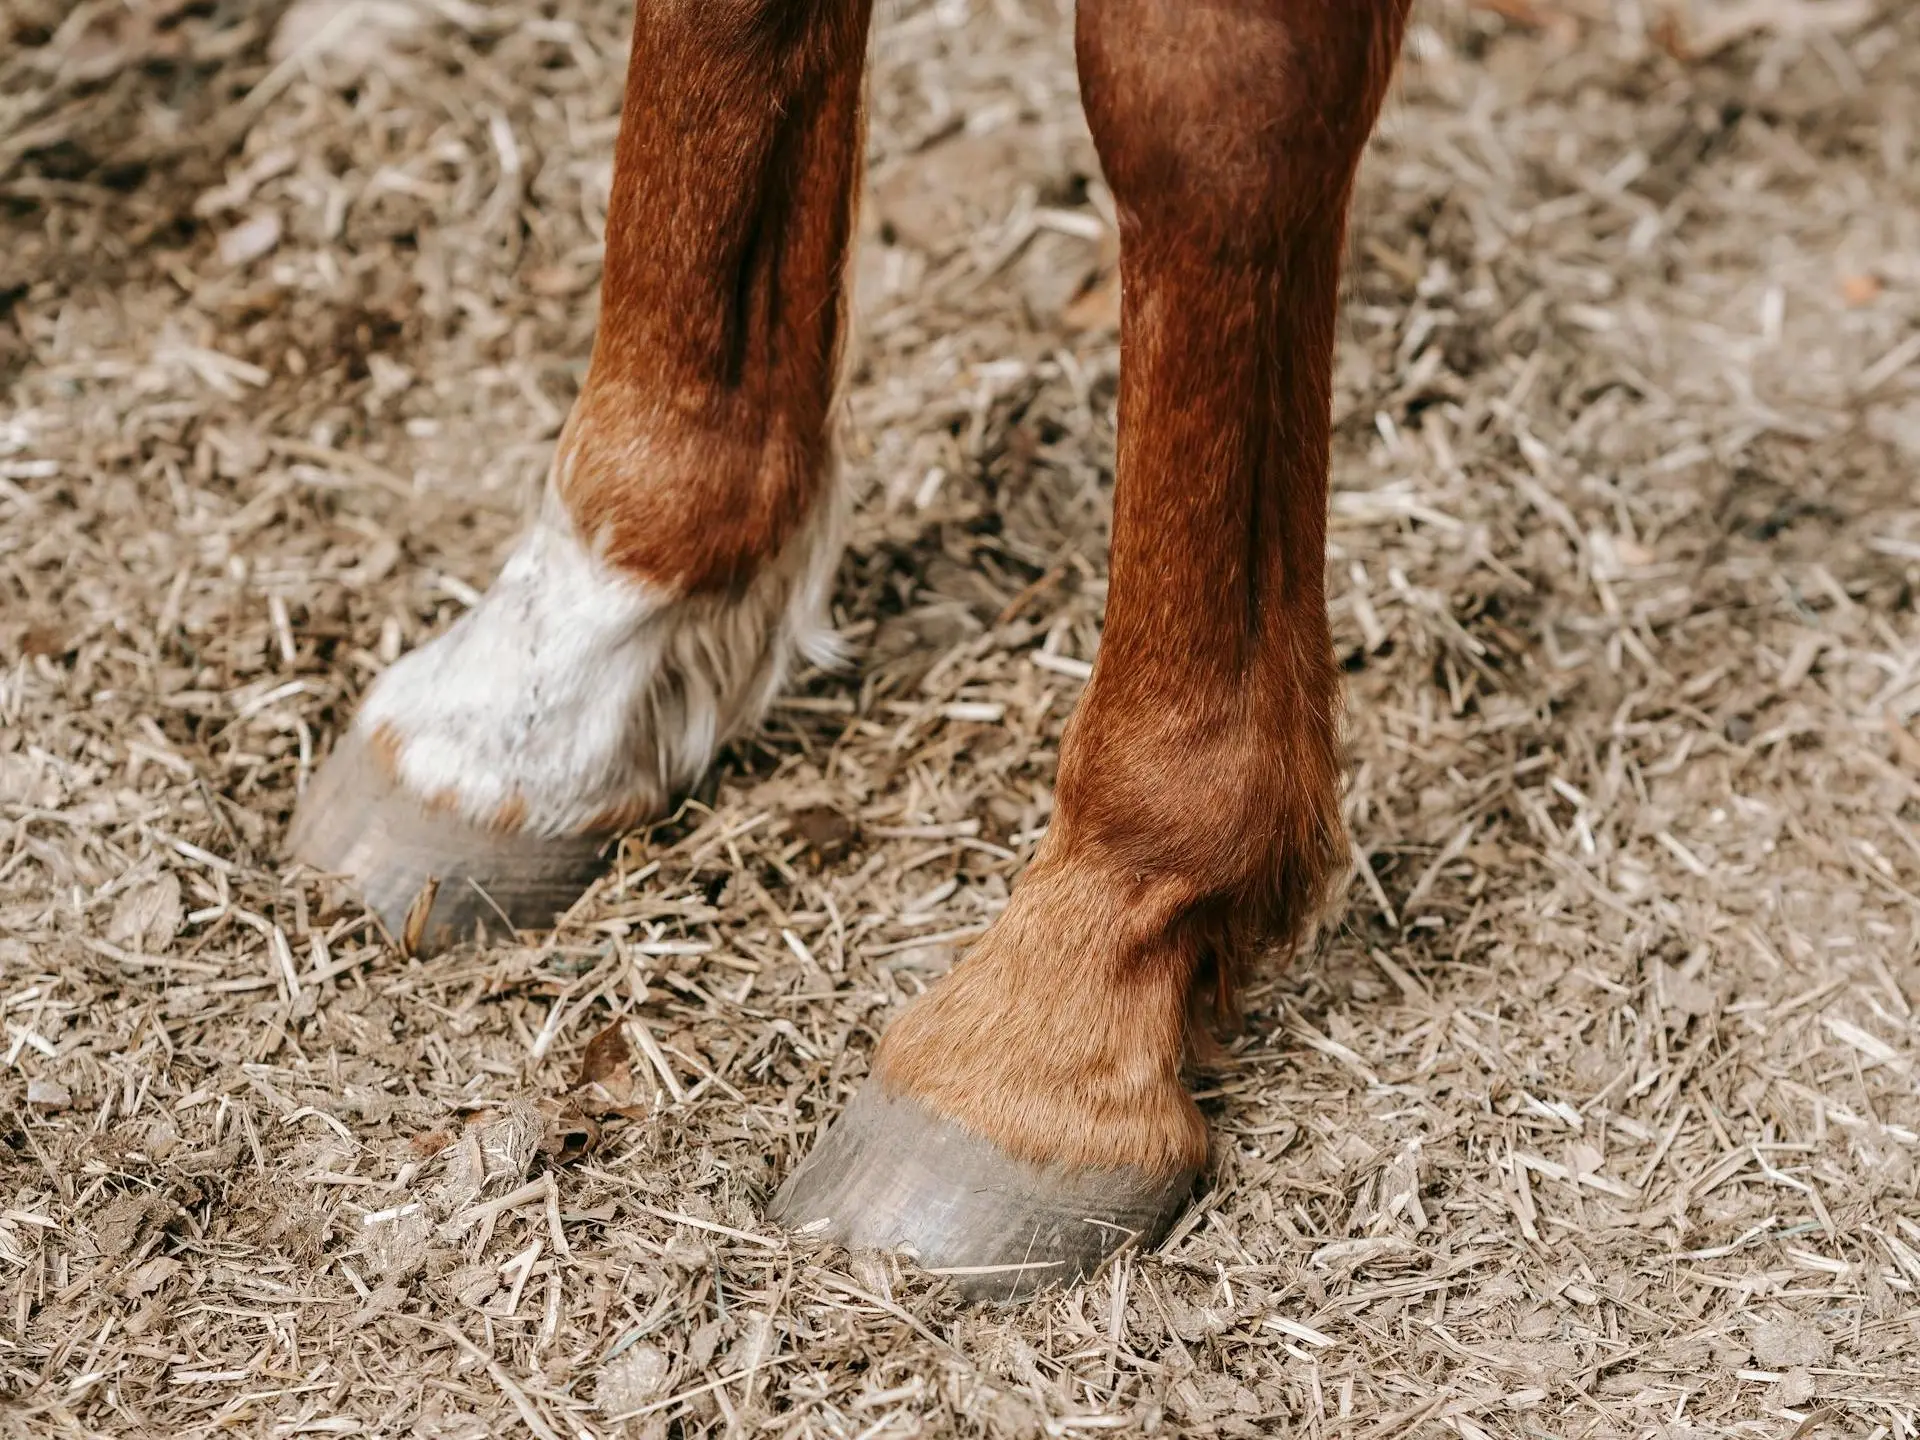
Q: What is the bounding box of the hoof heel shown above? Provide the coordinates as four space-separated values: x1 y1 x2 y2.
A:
287 729 611 955
770 1084 1196 1302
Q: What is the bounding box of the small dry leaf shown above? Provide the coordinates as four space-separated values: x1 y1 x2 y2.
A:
21 623 67 657
571 1021 653 1121
577 1021 630 1088
538 1097 600 1165
789 804 857 864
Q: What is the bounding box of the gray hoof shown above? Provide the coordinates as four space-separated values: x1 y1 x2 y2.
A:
287 728 610 955
769 1083 1196 1302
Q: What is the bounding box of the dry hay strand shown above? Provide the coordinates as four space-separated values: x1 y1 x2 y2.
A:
3 0 1919 1435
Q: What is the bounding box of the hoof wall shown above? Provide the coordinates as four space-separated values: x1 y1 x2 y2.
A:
770 1084 1196 1302
287 729 610 955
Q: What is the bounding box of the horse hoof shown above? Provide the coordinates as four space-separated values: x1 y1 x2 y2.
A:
769 1082 1196 1302
287 728 610 955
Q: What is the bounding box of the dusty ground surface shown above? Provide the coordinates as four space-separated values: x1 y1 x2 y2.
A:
4 0 1919 1435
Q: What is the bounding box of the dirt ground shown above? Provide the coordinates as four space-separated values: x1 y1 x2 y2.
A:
4 0 1919 1435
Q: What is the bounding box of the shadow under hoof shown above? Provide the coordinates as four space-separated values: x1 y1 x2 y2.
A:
770 1083 1196 1302
287 728 610 955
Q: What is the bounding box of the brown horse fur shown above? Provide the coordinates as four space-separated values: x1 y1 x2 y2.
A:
556 0 872 597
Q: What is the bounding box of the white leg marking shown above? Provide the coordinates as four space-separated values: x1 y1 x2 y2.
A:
353 477 841 837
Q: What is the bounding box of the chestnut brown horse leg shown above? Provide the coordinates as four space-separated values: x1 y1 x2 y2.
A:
290 2 872 952
773 0 1410 1299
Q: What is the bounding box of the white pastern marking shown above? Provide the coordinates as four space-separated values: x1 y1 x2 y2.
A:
356 481 841 836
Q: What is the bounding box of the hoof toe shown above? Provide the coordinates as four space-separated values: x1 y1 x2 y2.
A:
287 729 610 955
769 1084 1196 1302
